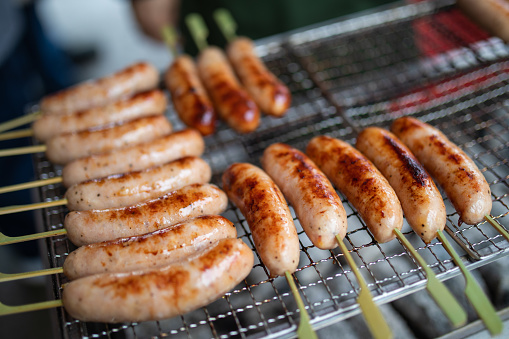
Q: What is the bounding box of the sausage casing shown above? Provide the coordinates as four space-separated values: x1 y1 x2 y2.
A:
227 37 291 117
356 127 446 243
65 156 211 211
62 238 254 323
46 115 172 165
261 143 347 249
165 55 217 136
61 128 205 187
222 163 299 277
33 90 167 142
63 215 237 280
65 183 228 246
40 62 159 115
197 47 260 133
391 116 492 225
306 136 403 243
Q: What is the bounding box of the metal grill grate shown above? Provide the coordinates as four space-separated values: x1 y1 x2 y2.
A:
28 0 509 337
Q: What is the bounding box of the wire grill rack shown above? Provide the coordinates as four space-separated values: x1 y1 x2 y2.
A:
29 0 509 338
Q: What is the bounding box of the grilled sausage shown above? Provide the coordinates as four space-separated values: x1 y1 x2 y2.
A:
222 163 299 277
165 55 217 136
65 156 211 211
46 115 172 165
261 143 347 249
33 90 167 142
197 46 260 133
306 136 403 243
65 183 228 246
63 215 237 280
39 62 159 115
62 238 254 323
391 116 492 225
61 128 205 187
227 37 291 117
356 127 446 243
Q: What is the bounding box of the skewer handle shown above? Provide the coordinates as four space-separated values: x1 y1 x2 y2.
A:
0 198 67 216
437 230 503 335
0 128 33 141
0 144 46 158
284 271 317 339
185 13 209 52
161 25 179 57
484 214 509 242
336 235 392 339
393 229 467 327
213 8 237 43
0 177 63 194
0 267 64 283
0 229 67 245
0 111 41 133
0 300 63 316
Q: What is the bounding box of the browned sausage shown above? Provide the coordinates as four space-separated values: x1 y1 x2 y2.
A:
391 116 492 225
227 37 291 117
356 127 446 243
222 163 299 277
197 46 260 133
40 62 159 115
307 136 403 243
165 55 217 135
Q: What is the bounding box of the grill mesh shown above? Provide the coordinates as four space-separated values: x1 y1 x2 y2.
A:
29 0 509 337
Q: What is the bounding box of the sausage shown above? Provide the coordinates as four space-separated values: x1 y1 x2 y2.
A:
39 62 159 115
33 90 167 142
62 238 254 323
197 46 260 133
227 37 291 117
306 136 403 243
165 55 217 136
261 143 347 249
61 128 205 187
356 127 446 243
65 183 228 246
65 156 211 211
457 0 509 43
63 215 237 280
222 163 299 277
391 116 492 225
46 115 172 165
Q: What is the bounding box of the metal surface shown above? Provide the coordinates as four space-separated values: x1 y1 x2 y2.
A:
30 0 509 338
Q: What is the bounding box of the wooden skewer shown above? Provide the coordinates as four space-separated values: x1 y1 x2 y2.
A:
0 299 63 316
393 229 467 328
0 177 62 194
437 230 503 335
0 199 67 216
0 229 67 246
0 111 41 134
186 13 209 52
0 267 63 283
0 128 33 141
336 235 392 339
213 8 237 43
284 271 318 339
0 144 46 158
484 214 509 242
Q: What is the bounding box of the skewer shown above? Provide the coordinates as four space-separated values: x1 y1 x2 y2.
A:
0 199 67 216
0 299 62 316
0 144 46 158
0 267 63 283
0 177 62 195
484 214 509 242
0 128 33 141
0 111 41 134
0 229 67 246
393 229 467 328
186 13 209 52
214 8 237 43
284 271 318 339
436 230 503 335
336 235 392 339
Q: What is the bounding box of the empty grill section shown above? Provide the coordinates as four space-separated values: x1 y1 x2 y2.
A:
26 0 509 337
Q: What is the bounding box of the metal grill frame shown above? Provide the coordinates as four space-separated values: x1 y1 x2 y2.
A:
26 0 509 337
